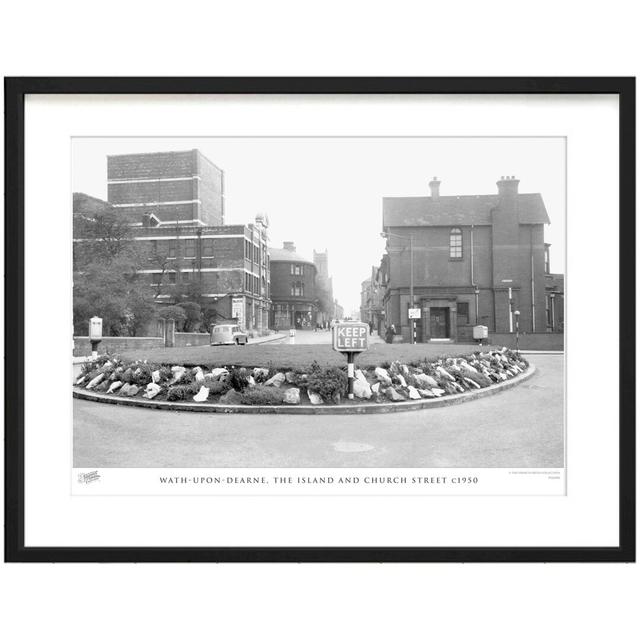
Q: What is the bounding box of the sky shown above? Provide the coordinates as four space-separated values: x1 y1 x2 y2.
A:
72 137 566 315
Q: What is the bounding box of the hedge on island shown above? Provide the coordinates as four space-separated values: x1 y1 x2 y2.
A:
74 348 529 406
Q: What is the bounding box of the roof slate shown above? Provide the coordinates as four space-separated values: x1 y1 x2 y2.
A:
269 247 315 265
382 193 550 227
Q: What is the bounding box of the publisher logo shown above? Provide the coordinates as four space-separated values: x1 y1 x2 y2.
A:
78 470 101 484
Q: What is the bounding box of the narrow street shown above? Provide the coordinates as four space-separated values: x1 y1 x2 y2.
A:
74 354 564 469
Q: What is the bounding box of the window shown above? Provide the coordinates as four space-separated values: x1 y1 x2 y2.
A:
291 281 304 297
168 240 177 259
449 228 462 259
245 272 251 291
456 302 469 325
290 263 303 276
168 271 176 284
151 273 161 285
202 238 214 256
182 271 191 283
185 239 196 258
544 245 550 274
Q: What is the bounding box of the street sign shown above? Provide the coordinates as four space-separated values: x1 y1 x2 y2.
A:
408 307 421 319
332 321 368 352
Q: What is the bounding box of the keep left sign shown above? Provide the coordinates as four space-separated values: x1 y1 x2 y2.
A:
333 322 369 352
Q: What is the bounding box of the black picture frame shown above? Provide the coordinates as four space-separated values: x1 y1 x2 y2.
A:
4 77 635 563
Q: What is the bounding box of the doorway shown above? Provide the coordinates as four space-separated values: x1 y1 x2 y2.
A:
430 307 450 338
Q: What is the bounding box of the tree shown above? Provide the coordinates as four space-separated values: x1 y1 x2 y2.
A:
158 305 187 331
73 212 158 336
177 302 203 332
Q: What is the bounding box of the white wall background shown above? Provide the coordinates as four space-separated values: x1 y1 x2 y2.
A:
1 2 637 640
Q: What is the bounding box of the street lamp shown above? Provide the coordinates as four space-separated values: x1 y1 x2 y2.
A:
381 230 415 344
514 310 521 354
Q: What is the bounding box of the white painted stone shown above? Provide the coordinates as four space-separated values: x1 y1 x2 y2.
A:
374 367 392 385
265 372 286 387
414 373 439 388
247 375 256 386
210 367 229 380
252 367 270 381
353 377 372 399
151 370 161 383
436 366 455 381
285 371 296 383
463 377 481 389
407 385 421 400
106 381 123 394
385 387 405 402
195 370 205 383
307 390 324 405
418 388 436 398
86 373 105 390
396 374 408 387
430 388 446 396
371 382 380 394
75 375 86 386
192 386 210 402
143 382 162 399
284 388 301 404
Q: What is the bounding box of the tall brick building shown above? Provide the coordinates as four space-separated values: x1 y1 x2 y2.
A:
74 150 271 334
269 242 318 330
107 149 224 227
379 176 562 343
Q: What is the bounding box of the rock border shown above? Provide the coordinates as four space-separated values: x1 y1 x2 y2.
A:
73 364 536 414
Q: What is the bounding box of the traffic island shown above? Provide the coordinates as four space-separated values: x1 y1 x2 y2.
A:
73 348 534 415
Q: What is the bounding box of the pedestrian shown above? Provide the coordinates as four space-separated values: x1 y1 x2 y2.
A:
368 320 374 335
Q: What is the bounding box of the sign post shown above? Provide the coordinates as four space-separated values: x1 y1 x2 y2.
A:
332 321 369 399
408 306 421 343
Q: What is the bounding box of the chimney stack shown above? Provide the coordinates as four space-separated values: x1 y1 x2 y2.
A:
283 241 296 252
429 176 441 199
496 175 520 196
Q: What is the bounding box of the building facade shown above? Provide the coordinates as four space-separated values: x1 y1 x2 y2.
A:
269 242 318 330
107 149 224 227
380 176 561 343
359 266 384 332
74 149 271 335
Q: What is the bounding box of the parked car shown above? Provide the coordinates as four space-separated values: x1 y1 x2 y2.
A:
210 323 249 346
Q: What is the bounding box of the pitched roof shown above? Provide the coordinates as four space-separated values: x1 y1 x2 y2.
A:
383 193 550 228
269 246 315 265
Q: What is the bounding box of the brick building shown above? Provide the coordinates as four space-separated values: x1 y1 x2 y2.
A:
379 176 563 343
269 242 318 330
74 150 271 334
360 266 384 332
107 149 224 227
313 249 337 327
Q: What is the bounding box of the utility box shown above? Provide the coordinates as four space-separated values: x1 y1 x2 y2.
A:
89 316 103 340
473 325 488 340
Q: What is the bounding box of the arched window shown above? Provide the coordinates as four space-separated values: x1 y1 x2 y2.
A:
449 227 463 259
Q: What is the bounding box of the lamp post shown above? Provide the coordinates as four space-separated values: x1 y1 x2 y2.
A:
514 310 521 354
381 231 415 344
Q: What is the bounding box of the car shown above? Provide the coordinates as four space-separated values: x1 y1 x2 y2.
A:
210 323 249 346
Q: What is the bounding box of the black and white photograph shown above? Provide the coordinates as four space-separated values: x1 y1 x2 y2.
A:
71 136 565 493
6 78 632 564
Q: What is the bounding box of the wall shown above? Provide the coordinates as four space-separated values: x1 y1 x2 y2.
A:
73 336 163 357
174 332 211 347
488 332 564 351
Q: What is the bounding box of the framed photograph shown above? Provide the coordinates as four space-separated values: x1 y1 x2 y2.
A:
4 77 635 562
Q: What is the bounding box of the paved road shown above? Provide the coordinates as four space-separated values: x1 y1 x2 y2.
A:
280 329 384 345
73 354 564 469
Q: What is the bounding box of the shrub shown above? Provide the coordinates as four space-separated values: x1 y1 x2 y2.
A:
219 389 244 405
166 384 198 402
304 365 348 403
203 378 231 395
228 367 250 392
238 386 285 405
